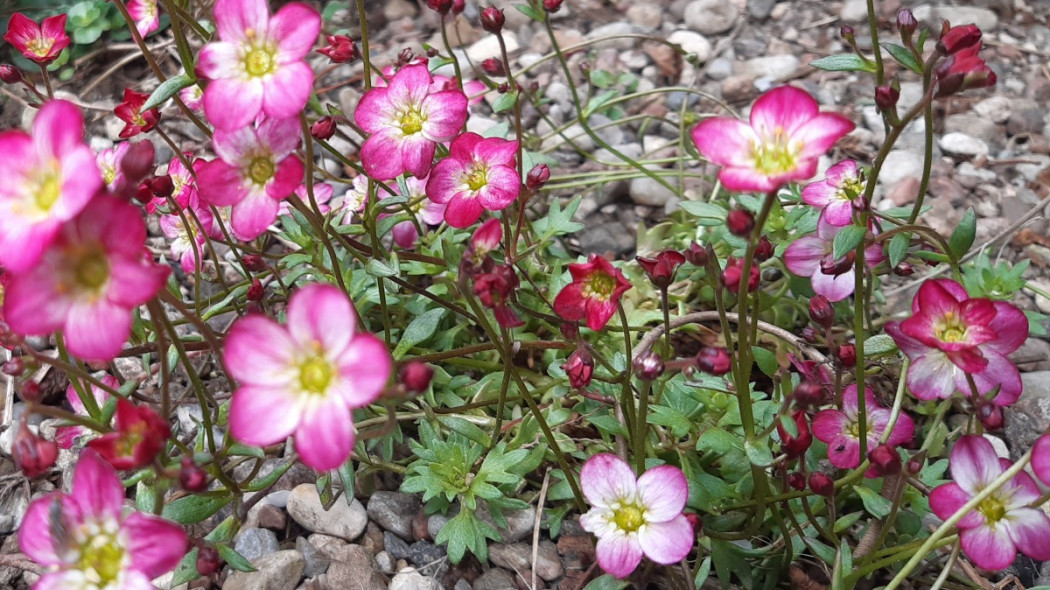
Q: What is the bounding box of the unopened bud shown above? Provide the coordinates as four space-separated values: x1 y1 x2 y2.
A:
897 9 917 41
2 356 25 376
241 254 267 272
977 401 1004 431
482 57 506 77
793 381 826 407
633 351 665 381
399 361 434 393
809 472 834 496
937 23 982 55
13 421 58 478
426 0 453 14
801 326 820 343
480 6 505 33
840 25 855 42
120 140 156 183
246 278 264 301
906 458 923 475
0 64 22 84
875 85 900 112
696 346 731 376
311 116 337 140
150 175 174 198
19 381 41 403
452 0 465 14
808 295 835 330
526 164 550 191
893 261 914 276
754 236 774 262
179 457 209 492
788 471 806 491
683 242 708 267
543 0 563 13
868 444 902 476
562 349 593 389
725 208 755 236
684 512 703 535
196 545 223 577
135 182 154 204
837 343 856 367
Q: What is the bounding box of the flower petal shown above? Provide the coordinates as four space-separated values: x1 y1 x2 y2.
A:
420 91 469 141
287 284 356 353
794 113 856 160
360 129 406 181
33 100 85 160
783 235 827 277
749 86 820 138
229 385 302 446
637 516 693 565
64 300 131 362
929 483 984 528
960 524 1017 570
295 400 354 471
581 453 637 508
332 333 390 408
1007 508 1050 561
197 159 248 206
1032 434 1050 488
204 78 263 132
354 87 395 133
811 409 848 444
122 512 188 578
262 62 313 120
224 316 298 385
636 465 688 522
477 166 520 211
907 351 961 401
230 189 279 240
443 193 484 228
985 301 1028 356
197 41 243 79
951 435 1003 495
691 117 756 168
214 0 268 43
19 493 65 565
594 531 643 579
270 2 320 60
70 450 125 521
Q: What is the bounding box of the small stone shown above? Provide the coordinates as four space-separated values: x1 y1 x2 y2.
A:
223 550 304 590
748 0 776 19
911 5 998 31
974 96 1012 124
454 580 473 590
405 541 448 577
366 492 421 541
743 55 799 80
384 531 412 560
683 0 739 35
721 75 759 103
667 30 712 63
877 150 923 185
473 568 518 590
234 528 280 563
630 175 679 207
1004 371 1050 458
324 544 387 590
286 484 367 541
389 568 442 590
955 162 997 189
585 22 644 51
427 513 451 542
376 551 396 574
939 133 989 158
295 537 331 578
250 503 287 532
944 114 1002 145
626 4 662 29
466 33 520 63
488 542 563 582
884 177 920 207
383 0 417 20
840 0 868 21
706 57 733 81
1007 108 1045 137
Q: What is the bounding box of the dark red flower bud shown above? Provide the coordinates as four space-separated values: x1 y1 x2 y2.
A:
935 45 997 97
725 208 755 236
196 545 223 576
241 254 267 272
543 0 563 13
452 0 465 14
311 116 337 140
875 85 900 112
808 295 835 330
793 380 826 407
837 343 856 367
684 512 703 535
480 6 505 33
721 257 760 293
840 25 855 42
13 421 58 478
633 351 665 381
809 472 834 496
0 64 22 84
893 261 914 276
868 444 902 476
120 141 156 184
180 457 209 492
246 278 264 301
399 361 434 393
977 401 1004 431
497 82 509 93
937 24 982 55
426 0 453 14
560 323 579 340
562 349 593 389
135 182 154 204
19 381 41 403
788 471 806 491
637 250 686 289
906 458 923 475
150 175 174 198
317 35 358 63
683 242 709 267
897 9 917 40
526 164 550 191
2 356 25 376
481 57 506 77
754 236 774 262
801 326 820 343
777 411 813 459
696 346 732 376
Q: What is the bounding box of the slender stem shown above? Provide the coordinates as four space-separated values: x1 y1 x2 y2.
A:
37 64 53 98
866 0 884 85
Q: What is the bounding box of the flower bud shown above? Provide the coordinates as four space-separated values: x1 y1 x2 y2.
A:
562 349 593 389
637 250 686 290
426 0 453 14
896 9 917 40
399 361 434 393
13 421 58 478
893 261 914 276
874 85 900 112
754 236 774 262
777 411 812 459
20 381 41 403
696 346 732 376
180 457 209 492
725 208 755 236
150 175 174 198
241 254 267 272
497 82 509 94
683 242 708 267
801 327 820 343
721 257 760 293
196 545 223 576
317 35 358 63
560 323 579 340
937 24 982 55
808 295 835 330
482 57 506 77
2 356 25 376
0 64 22 84
868 444 902 476
788 471 806 491
246 278 264 302
311 116 337 140
809 472 834 496
452 0 465 14
633 351 665 381
120 140 156 184
836 343 856 367
135 182 154 204
543 0 563 13
793 380 826 407
526 164 550 191
840 25 855 42
977 401 1004 431
480 6 505 33
906 458 923 475
684 512 703 535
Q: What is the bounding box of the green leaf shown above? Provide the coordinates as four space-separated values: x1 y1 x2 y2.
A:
143 74 195 110
744 438 774 468
583 575 631 590
491 90 518 114
696 428 740 455
392 308 447 359
216 543 256 572
162 494 232 524
888 231 911 267
135 481 156 514
834 511 864 533
880 43 922 75
853 485 892 518
437 415 492 447
693 557 712 588
863 333 898 356
365 257 399 278
751 346 778 377
810 54 877 73
337 457 356 505
948 207 977 259
678 201 728 226
533 196 584 238
832 224 867 260
513 3 544 22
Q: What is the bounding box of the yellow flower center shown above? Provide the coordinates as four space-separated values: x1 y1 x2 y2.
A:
247 156 275 186
26 37 56 58
751 128 798 175
74 250 110 291
34 170 63 212
581 271 616 301
465 166 488 192
244 44 276 78
101 163 117 187
298 356 333 395
76 526 126 585
399 110 424 135
613 503 646 533
934 311 968 343
839 177 865 201
977 495 1006 524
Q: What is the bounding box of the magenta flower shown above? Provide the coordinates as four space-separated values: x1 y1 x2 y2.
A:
929 436 1050 570
197 117 304 241
426 132 520 228
382 175 446 249
19 450 187 588
884 279 1027 405
160 203 216 273
553 255 632 331
145 154 201 214
2 196 170 362
179 83 204 112
281 182 333 217
197 0 320 131
1032 435 1050 488
55 375 117 449
691 86 854 193
0 100 102 272
354 63 468 180
3 13 70 64
579 454 693 579
812 384 915 476
127 0 160 37
801 160 866 226
225 284 391 470
96 143 131 191
783 218 882 302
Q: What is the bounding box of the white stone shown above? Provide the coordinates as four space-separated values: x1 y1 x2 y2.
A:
938 132 989 158
222 550 304 590
285 484 367 541
877 150 924 185
840 0 868 21
911 5 998 31
389 568 442 590
683 0 739 35
466 32 520 63
743 55 800 80
667 30 712 63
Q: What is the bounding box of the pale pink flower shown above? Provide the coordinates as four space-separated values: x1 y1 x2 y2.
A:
579 454 693 578
96 143 130 191
160 203 216 273
930 435 1050 570
127 0 160 37
783 217 882 302
425 132 520 228
19 450 187 589
179 84 204 111
280 182 334 217
339 175 370 224
812 385 915 476
354 63 468 180
691 86 854 192
55 375 118 449
2 196 170 362
384 175 445 249
0 100 102 272
225 284 391 470
801 159 867 226
197 0 321 131
196 117 304 240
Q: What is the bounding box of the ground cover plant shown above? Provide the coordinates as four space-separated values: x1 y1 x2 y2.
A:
2 0 1050 588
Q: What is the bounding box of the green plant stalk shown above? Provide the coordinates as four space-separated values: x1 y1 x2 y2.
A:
37 64 53 99
54 334 101 419
439 14 464 91
634 380 651 475
866 0 885 86
908 52 941 225
617 304 637 448
355 0 373 91
854 214 869 460
158 0 197 82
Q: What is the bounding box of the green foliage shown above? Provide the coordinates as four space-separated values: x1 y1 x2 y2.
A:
961 251 1029 300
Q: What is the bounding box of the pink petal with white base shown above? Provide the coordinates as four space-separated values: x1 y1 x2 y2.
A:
263 62 314 120
19 493 66 565
270 3 320 60
333 333 391 407
197 42 242 79
636 465 688 521
444 193 485 228
231 190 280 240
421 92 469 140
33 100 84 159
795 114 856 160
716 166 779 193
268 157 304 199
287 284 355 354
214 0 268 43
811 268 855 302
783 236 826 276
968 351 1022 406
108 257 169 307
205 78 263 132
230 385 302 446
984 302 1029 355
70 451 125 520
63 300 131 361
197 160 247 206
295 401 355 470
690 118 755 168
906 351 960 400
960 525 1016 570
361 129 406 180
402 136 437 179
929 483 984 528
477 167 520 210
749 86 819 138
595 533 643 579
637 516 693 564
121 512 188 578
581 453 637 507
951 436 1002 494
1008 508 1050 561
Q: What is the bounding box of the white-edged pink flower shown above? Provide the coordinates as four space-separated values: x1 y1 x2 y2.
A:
1033 434 1050 488
2 196 170 362
354 63 468 180
339 175 370 224
579 454 693 579
801 159 867 226
160 203 217 273
0 100 102 272
96 143 130 191
225 284 391 470
197 0 320 131
783 217 883 302
179 83 204 112
383 175 445 249
127 0 160 37
812 384 915 477
18 450 187 588
691 86 854 193
55 375 117 449
930 435 1050 570
281 182 333 217
196 117 303 241
425 132 520 228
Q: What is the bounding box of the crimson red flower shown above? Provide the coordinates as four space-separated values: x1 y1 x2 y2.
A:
562 348 593 389
3 13 70 64
475 264 522 328
683 242 708 267
637 250 686 289
809 472 834 496
114 88 160 138
867 443 901 476
777 410 812 459
88 399 171 470
12 420 57 477
937 23 982 55
696 346 731 375
317 35 357 63
553 255 632 331
935 45 996 97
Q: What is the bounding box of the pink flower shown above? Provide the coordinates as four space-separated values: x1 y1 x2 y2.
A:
88 399 171 470
197 117 304 240
55 375 117 449
2 196 170 362
354 63 468 180
929 435 1050 570
381 175 446 249
197 0 320 131
1032 434 1050 488
160 203 216 273
884 279 1027 405
114 88 161 138
690 86 854 193
801 160 867 226
179 83 204 111
426 132 520 228
339 175 370 223
812 384 915 476
553 255 632 331
281 182 334 217
96 143 131 191
0 100 102 272
225 284 391 470
127 0 160 37
579 454 693 578
3 13 70 64
783 218 882 302
19 450 187 587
